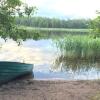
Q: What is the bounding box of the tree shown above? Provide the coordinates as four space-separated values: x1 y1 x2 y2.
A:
0 0 21 33
90 10 100 37
16 8 23 17
24 5 37 17
0 0 37 40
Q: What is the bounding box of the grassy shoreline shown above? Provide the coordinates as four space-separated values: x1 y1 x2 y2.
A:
55 35 100 60
19 26 90 35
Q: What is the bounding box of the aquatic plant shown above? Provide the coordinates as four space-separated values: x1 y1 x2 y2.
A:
55 35 100 60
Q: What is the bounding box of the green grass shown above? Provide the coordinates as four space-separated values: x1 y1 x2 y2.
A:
55 35 100 60
19 26 90 35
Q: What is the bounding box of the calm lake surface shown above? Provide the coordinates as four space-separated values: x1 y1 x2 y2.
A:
0 36 100 80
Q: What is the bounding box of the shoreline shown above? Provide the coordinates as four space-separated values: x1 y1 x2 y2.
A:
0 79 100 100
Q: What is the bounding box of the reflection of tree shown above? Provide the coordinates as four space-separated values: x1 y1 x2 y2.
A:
0 29 64 44
0 29 48 44
53 55 100 73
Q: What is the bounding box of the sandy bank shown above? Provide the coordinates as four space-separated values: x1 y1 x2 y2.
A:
0 79 100 100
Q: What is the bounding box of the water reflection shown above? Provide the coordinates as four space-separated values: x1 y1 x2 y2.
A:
52 55 100 80
0 34 100 80
0 38 56 64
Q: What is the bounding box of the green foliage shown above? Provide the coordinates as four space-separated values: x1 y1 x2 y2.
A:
24 5 37 17
55 35 100 60
15 17 90 29
0 27 45 43
0 0 21 33
0 0 37 40
7 27 43 41
90 11 100 37
6 0 21 8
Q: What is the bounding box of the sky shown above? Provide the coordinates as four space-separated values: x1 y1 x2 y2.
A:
23 0 100 19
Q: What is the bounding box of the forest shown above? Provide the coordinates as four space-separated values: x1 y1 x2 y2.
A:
15 17 90 29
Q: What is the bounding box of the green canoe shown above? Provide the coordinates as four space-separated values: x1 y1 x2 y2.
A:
0 61 33 84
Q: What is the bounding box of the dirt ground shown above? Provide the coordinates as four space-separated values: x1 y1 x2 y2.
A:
0 79 100 100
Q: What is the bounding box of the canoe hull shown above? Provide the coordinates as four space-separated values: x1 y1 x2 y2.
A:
0 62 33 84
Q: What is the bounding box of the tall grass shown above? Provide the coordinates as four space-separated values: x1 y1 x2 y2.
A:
55 35 100 60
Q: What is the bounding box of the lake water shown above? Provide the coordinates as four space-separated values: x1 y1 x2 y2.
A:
0 37 100 80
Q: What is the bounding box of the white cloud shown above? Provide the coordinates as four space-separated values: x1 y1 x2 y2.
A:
22 0 100 18
23 0 49 8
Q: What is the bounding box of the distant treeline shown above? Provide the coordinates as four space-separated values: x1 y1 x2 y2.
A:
15 17 91 29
